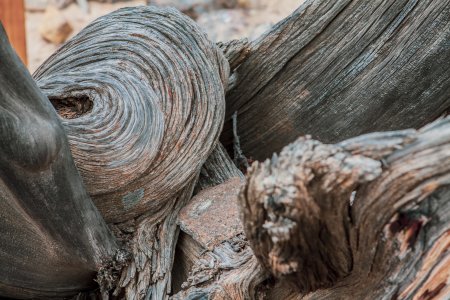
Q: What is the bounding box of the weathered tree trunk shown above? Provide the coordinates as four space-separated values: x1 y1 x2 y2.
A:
33 6 229 224
32 6 229 299
0 0 449 299
0 24 118 299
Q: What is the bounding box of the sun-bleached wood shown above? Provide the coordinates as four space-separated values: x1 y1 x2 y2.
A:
33 6 229 224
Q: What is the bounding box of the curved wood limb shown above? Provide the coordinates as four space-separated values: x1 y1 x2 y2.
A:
0 24 118 299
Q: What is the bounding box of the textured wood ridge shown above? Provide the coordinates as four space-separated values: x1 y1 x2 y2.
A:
32 6 231 299
33 6 230 223
240 117 450 299
174 178 267 300
0 24 117 299
222 0 450 160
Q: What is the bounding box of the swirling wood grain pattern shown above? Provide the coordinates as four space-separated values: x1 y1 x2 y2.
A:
33 6 229 223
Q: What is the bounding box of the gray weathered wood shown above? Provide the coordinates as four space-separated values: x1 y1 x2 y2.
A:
33 6 229 224
240 117 450 299
221 0 450 160
2 1 450 299
31 6 229 299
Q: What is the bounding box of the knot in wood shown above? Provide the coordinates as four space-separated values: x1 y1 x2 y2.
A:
33 6 230 223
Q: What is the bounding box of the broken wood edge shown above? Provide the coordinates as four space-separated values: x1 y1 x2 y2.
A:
240 117 450 298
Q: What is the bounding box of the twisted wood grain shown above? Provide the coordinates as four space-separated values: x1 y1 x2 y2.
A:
33 6 229 223
222 0 450 160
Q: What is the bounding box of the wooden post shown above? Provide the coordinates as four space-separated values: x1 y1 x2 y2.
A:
0 0 27 65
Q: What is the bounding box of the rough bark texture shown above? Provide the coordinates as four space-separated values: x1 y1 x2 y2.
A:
0 24 117 299
240 117 450 299
113 177 199 300
221 0 450 160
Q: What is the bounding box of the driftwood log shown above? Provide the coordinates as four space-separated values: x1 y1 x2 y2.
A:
0 0 449 299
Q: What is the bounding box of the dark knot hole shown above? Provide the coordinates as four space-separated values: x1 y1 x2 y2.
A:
49 95 93 119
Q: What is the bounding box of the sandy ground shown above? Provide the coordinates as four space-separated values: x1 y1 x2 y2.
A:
26 1 146 72
26 0 303 73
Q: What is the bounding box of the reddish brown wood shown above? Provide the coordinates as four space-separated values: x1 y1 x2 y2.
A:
0 0 27 65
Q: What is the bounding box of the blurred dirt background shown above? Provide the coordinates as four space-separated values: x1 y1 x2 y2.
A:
25 0 303 72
